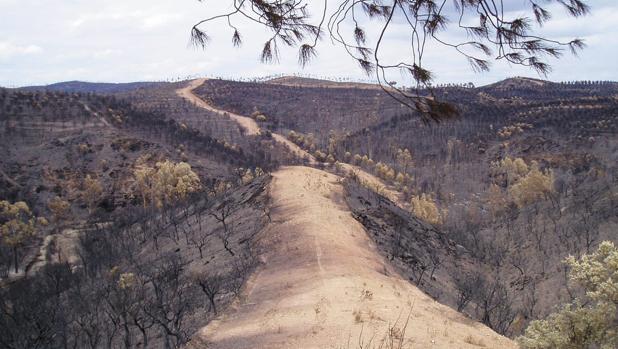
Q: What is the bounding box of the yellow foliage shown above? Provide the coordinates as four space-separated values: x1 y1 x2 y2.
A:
491 156 554 207
375 162 387 178
410 194 443 225
518 241 618 349
287 130 298 142
82 175 103 213
395 172 405 185
396 148 413 171
48 196 70 222
498 123 533 138
77 143 90 155
314 150 327 162
0 200 36 247
509 163 554 207
241 168 255 184
213 180 232 196
385 168 396 181
0 200 42 272
118 272 136 289
134 166 156 207
492 156 529 185
254 167 265 177
360 155 370 167
133 159 201 208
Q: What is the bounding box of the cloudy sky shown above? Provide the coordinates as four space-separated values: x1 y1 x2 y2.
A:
1 0 617 87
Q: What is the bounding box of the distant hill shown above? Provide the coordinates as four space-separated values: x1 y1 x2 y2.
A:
20 80 164 93
483 76 554 89
267 75 384 90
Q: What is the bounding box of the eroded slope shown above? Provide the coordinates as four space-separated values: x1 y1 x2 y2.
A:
190 166 515 349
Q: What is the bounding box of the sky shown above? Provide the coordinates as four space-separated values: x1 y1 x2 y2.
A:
1 0 617 87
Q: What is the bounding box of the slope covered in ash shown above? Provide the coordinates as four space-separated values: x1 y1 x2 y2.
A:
1 84 278 348
191 77 618 336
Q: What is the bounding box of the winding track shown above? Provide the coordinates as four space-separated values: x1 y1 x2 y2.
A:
177 79 405 205
177 79 316 164
178 80 516 349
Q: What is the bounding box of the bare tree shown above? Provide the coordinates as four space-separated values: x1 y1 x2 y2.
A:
141 254 193 349
523 278 539 320
454 272 482 312
194 273 226 315
211 202 236 256
189 229 211 259
191 0 590 121
473 275 516 335
228 248 259 296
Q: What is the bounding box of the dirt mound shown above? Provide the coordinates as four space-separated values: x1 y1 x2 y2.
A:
189 166 515 349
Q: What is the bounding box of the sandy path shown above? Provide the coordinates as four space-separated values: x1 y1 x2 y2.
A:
82 103 111 127
177 79 316 164
191 166 515 349
176 79 409 205
179 80 515 348
337 162 405 206
177 79 260 137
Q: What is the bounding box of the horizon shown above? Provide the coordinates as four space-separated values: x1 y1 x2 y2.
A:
4 74 618 90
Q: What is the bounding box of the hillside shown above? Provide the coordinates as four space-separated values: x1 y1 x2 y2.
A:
0 88 264 214
1 76 616 348
182 81 516 347
268 76 384 90
483 77 553 90
189 77 618 336
192 79 407 142
189 166 515 349
20 81 163 94
0 84 278 348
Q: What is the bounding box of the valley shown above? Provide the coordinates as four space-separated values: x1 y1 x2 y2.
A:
0 76 616 348
178 81 515 348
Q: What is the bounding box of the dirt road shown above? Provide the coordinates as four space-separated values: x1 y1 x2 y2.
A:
177 79 317 164
177 79 261 136
176 79 409 204
178 80 515 348
190 166 515 349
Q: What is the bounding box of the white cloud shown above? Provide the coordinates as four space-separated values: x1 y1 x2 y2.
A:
92 49 123 59
70 10 182 31
0 41 42 60
140 13 182 30
0 0 616 86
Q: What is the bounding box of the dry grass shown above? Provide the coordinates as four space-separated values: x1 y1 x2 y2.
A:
463 335 487 347
338 309 413 349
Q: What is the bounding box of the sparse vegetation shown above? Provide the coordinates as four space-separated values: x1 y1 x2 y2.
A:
133 159 201 208
1 75 616 347
0 200 46 274
518 241 618 349
410 193 444 226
